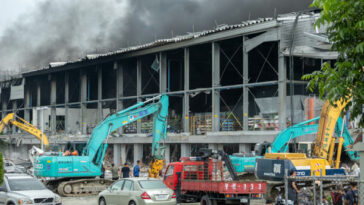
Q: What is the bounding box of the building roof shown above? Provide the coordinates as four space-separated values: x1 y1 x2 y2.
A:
20 11 321 77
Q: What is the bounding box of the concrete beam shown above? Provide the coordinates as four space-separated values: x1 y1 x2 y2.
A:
115 62 123 111
183 48 190 133
212 42 220 132
97 67 103 122
244 29 279 52
243 36 249 130
137 59 142 133
80 70 87 134
64 72 69 134
159 52 167 93
50 78 56 135
278 41 287 130
133 144 143 166
181 143 191 157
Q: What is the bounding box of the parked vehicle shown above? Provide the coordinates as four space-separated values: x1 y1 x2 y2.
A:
0 173 62 205
163 148 266 204
4 160 25 174
98 177 176 205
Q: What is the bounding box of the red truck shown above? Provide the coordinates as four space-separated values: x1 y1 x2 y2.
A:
163 149 266 205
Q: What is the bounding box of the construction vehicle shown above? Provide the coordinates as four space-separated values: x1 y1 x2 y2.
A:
34 95 169 196
230 116 358 173
255 99 352 199
163 148 266 204
0 113 49 150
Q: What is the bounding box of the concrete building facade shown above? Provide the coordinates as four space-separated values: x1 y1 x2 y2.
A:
0 12 337 167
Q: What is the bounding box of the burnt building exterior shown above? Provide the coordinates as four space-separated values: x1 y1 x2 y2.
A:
0 12 336 166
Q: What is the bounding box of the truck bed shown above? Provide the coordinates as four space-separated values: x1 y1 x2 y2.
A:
181 180 266 194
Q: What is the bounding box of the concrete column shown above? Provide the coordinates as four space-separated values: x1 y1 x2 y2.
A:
136 59 142 133
208 144 218 150
159 52 167 93
165 144 170 165
64 72 69 134
24 84 30 122
1 100 7 133
50 78 56 135
183 48 190 133
37 83 41 106
212 42 220 132
120 144 127 165
80 70 87 134
12 101 17 134
181 143 191 157
217 144 224 151
113 144 121 167
115 62 123 111
37 83 41 128
133 144 143 166
97 67 103 122
278 43 287 130
239 143 251 153
243 36 249 130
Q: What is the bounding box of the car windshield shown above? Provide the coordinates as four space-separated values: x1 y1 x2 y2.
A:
138 180 167 189
8 178 46 191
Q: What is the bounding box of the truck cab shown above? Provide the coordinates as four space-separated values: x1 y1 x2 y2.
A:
163 162 183 190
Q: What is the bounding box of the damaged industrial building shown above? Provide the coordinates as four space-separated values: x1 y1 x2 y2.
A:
0 11 338 168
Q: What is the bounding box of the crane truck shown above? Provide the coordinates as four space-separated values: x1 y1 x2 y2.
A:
230 116 358 173
163 148 266 205
34 95 169 196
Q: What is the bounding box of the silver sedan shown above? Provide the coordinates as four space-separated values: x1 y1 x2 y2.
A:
98 177 176 205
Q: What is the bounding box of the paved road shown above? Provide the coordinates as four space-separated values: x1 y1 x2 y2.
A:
62 196 98 205
62 196 199 205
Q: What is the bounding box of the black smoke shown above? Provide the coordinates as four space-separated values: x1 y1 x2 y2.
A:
0 0 312 72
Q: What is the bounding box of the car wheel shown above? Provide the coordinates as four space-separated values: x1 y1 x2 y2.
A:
129 201 136 205
200 195 212 205
99 197 107 205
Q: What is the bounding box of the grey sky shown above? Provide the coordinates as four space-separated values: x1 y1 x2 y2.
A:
0 0 40 36
0 0 312 72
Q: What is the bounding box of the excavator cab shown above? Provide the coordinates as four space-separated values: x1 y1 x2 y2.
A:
254 142 271 156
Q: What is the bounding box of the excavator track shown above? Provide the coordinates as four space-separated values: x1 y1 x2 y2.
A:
53 178 114 197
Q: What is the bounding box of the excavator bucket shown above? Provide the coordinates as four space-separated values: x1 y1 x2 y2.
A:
148 159 164 178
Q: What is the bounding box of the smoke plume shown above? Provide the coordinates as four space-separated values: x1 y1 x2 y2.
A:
0 0 312 73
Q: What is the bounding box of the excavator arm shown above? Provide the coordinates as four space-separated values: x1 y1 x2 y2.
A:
313 99 349 159
82 95 169 177
269 116 358 161
0 113 49 149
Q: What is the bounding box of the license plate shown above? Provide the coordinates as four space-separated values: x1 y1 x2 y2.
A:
240 198 248 203
155 194 168 201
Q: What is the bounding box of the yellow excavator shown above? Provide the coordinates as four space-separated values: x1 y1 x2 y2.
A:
0 113 49 150
256 98 353 181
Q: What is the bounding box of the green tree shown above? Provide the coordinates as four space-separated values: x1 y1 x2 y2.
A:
302 0 364 126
